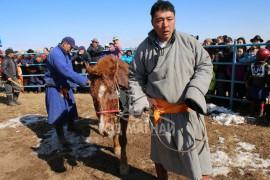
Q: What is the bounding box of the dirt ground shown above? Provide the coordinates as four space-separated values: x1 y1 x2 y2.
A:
0 92 269 180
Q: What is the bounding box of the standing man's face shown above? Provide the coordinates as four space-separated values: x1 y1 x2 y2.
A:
151 10 175 43
8 53 15 58
62 42 72 53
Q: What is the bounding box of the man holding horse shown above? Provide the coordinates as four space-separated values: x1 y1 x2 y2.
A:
129 1 213 179
44 37 91 145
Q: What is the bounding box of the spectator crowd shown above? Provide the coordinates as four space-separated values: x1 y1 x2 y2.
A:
1 34 270 117
202 35 270 116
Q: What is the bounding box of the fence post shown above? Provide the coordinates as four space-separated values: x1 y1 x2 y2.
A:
229 40 237 109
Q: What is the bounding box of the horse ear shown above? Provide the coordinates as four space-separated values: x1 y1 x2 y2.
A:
116 60 129 89
85 62 92 74
85 62 102 77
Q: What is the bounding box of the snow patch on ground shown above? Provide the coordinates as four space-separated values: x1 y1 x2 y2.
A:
0 115 98 159
207 103 256 126
0 114 46 129
212 140 270 177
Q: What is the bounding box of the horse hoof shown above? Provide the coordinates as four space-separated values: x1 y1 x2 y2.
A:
114 147 121 156
120 165 129 175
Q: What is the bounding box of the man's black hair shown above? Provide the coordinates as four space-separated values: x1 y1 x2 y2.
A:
150 1 175 20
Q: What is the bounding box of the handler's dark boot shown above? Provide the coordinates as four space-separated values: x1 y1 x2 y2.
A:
155 163 168 180
67 120 78 133
13 92 22 105
55 124 69 146
7 95 16 106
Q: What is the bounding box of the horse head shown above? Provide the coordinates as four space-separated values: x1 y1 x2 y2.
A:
86 55 129 137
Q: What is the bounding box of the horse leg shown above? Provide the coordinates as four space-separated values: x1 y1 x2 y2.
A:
113 134 121 156
119 117 129 175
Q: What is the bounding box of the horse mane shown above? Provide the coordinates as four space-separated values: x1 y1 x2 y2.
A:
89 55 130 89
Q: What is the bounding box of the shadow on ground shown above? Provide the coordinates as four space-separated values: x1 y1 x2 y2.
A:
19 115 156 179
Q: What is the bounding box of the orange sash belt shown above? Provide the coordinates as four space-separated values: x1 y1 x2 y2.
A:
151 98 190 123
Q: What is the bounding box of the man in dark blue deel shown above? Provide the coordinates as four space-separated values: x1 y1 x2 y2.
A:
44 36 91 145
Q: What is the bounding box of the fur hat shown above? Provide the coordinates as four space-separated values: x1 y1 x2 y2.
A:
250 35 263 43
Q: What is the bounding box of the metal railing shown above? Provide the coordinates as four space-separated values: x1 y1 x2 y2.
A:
1 43 270 109
204 42 269 108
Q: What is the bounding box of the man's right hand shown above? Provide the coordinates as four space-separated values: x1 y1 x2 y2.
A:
7 78 12 82
86 80 91 85
142 107 151 124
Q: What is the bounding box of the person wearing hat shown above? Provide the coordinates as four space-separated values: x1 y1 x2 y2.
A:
1 48 22 106
28 53 46 93
250 35 264 44
239 36 262 64
44 36 91 145
202 38 215 61
245 48 270 117
99 43 112 59
72 46 91 73
203 38 213 46
71 46 92 93
110 37 123 59
86 38 104 63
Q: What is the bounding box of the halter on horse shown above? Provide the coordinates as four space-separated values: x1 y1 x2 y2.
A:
85 55 130 175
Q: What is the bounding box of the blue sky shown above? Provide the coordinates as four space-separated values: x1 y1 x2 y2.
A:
1 0 269 51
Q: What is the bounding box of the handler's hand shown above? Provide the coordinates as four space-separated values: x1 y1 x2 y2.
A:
86 80 91 85
142 108 150 124
185 98 205 115
7 78 12 81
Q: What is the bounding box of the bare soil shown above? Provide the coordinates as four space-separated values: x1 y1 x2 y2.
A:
0 92 269 180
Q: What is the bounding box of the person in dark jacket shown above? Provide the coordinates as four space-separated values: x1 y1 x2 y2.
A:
72 46 91 73
71 46 91 93
1 48 22 106
44 37 91 145
87 38 103 62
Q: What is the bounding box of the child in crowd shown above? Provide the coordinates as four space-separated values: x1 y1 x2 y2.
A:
245 48 270 117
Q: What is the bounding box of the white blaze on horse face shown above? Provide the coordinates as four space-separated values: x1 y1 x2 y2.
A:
98 85 107 99
99 114 105 135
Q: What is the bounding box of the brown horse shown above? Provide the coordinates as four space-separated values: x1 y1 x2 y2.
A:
85 55 130 175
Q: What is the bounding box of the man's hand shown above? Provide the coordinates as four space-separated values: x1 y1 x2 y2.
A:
7 77 12 82
86 80 91 85
142 107 150 124
185 98 205 115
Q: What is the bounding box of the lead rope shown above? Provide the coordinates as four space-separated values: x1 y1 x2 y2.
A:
114 59 122 135
148 103 207 153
